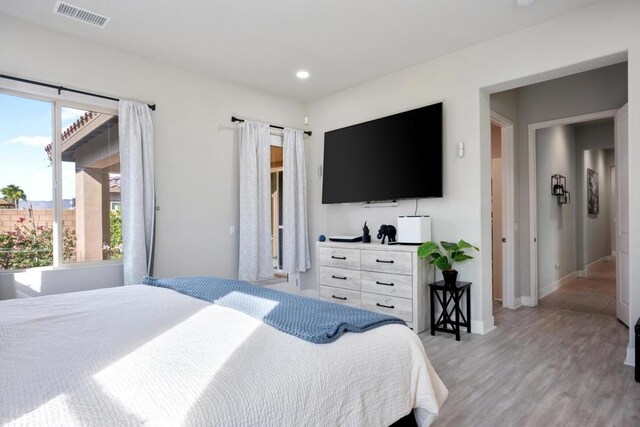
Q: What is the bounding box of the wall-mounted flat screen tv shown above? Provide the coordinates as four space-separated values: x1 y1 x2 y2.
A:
322 102 443 204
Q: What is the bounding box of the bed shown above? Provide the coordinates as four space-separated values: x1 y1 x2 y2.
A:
0 284 447 426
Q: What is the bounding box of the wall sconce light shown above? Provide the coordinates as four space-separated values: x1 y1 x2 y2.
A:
551 174 570 205
557 191 570 205
551 174 566 196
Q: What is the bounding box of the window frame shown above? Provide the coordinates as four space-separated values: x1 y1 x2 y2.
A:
0 85 121 272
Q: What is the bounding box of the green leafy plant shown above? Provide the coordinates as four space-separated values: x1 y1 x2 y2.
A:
103 209 123 260
417 239 479 271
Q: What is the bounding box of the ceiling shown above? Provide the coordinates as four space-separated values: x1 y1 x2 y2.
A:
0 0 606 101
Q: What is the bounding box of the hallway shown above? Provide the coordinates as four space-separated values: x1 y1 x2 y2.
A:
539 261 616 316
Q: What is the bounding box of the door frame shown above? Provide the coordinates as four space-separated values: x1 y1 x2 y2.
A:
527 109 618 306
614 103 630 329
490 111 516 309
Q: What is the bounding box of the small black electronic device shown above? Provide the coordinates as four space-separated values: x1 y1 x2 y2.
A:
328 235 363 243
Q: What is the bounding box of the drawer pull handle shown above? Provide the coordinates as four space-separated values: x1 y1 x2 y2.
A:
376 259 394 264
332 275 347 280
376 281 395 287
376 303 395 309
331 256 347 260
332 295 347 301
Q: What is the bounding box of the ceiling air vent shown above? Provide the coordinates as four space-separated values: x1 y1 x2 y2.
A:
53 1 111 29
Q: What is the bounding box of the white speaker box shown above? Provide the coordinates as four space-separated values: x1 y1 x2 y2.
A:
397 216 431 244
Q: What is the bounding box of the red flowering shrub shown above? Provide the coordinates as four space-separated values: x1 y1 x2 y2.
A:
0 217 76 270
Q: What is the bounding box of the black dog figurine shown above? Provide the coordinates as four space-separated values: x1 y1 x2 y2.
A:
377 224 397 244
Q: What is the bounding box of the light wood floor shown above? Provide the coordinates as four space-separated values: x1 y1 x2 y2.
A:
421 282 638 426
539 261 617 316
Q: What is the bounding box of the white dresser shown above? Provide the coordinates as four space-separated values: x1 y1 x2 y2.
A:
316 241 432 333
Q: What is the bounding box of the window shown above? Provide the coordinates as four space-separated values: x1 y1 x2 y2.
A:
0 91 121 271
59 106 121 262
271 148 283 271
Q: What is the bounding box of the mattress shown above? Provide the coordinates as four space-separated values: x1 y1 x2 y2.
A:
0 285 447 426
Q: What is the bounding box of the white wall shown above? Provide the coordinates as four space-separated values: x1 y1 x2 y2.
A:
536 125 577 294
0 264 124 299
0 15 306 295
305 0 640 345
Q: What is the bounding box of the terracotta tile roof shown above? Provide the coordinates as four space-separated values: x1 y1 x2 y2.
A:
61 111 97 142
45 111 99 161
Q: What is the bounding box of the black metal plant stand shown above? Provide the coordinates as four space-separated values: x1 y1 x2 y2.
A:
428 281 472 341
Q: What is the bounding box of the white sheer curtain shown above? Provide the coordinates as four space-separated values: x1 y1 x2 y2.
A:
238 121 272 281
282 128 311 274
118 100 155 285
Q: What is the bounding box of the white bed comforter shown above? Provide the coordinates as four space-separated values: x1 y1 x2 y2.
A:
0 285 447 426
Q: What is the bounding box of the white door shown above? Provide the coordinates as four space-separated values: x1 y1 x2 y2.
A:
492 158 503 301
614 104 629 326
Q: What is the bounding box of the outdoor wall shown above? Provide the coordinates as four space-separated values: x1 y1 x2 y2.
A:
0 15 306 292
305 0 640 342
0 209 75 233
536 125 577 296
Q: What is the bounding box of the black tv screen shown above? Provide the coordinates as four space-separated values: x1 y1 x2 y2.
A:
322 102 443 204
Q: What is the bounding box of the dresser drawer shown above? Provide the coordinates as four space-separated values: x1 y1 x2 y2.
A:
318 247 361 270
319 266 361 291
361 271 412 298
320 286 361 308
361 250 412 275
361 292 412 323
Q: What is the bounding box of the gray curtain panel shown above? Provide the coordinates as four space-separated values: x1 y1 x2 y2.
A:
238 121 272 281
283 128 311 274
118 100 155 285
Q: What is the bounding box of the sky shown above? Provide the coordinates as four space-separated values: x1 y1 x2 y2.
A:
0 92 87 202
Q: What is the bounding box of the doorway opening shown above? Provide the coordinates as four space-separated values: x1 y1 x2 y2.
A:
490 112 516 312
531 114 621 319
529 105 629 325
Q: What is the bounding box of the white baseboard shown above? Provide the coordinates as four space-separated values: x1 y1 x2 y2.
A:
578 256 610 277
513 297 523 309
521 296 534 307
538 271 578 299
624 346 635 367
471 317 496 335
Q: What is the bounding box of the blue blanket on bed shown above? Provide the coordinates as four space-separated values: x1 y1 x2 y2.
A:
142 276 405 343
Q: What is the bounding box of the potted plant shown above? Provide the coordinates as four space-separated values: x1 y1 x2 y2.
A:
362 221 371 243
417 239 479 286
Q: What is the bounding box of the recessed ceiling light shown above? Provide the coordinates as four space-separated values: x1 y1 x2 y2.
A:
296 70 310 79
517 0 536 6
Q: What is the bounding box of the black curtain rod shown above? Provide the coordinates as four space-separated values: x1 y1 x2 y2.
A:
0 74 156 111
231 116 311 136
